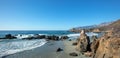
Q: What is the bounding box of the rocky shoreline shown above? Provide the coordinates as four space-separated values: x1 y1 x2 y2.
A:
1 20 120 58
1 29 120 58
0 34 69 41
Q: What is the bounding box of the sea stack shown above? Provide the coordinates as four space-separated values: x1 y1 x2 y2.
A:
76 30 90 53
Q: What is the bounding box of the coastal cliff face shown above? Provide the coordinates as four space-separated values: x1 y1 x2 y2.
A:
91 31 120 58
74 19 120 58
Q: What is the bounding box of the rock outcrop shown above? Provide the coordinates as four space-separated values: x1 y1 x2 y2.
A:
45 35 59 41
60 36 69 40
76 30 90 53
5 34 16 39
91 31 120 58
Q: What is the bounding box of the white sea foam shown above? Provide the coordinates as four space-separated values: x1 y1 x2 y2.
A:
67 33 80 40
67 32 99 40
15 34 47 39
15 34 34 39
0 39 47 57
67 33 80 37
86 32 98 36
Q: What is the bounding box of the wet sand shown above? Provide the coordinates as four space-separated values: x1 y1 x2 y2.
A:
4 40 90 58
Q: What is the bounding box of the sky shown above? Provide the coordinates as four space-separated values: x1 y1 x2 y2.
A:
0 0 120 30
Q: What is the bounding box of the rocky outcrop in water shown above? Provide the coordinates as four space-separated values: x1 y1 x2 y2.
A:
60 36 69 40
76 30 90 53
5 34 16 39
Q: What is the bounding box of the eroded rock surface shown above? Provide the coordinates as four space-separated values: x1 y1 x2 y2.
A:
76 30 90 53
91 31 120 58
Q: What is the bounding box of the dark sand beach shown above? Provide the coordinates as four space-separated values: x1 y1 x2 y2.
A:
3 40 90 58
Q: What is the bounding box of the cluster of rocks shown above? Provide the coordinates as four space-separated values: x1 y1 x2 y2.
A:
0 34 17 39
23 35 69 41
90 30 120 58
0 34 69 41
75 29 120 58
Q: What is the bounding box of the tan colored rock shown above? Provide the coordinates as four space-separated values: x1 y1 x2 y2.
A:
91 30 120 58
93 29 101 33
94 37 120 58
76 30 90 52
84 51 93 57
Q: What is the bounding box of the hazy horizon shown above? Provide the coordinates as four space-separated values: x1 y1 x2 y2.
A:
0 0 120 30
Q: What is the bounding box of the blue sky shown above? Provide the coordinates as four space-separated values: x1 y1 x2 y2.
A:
0 0 120 30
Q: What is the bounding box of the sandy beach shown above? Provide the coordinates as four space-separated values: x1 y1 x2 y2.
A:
3 40 90 58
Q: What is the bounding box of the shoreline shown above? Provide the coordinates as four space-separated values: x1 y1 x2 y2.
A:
3 40 90 58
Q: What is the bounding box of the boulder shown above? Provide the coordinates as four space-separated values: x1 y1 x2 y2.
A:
72 42 78 45
46 35 59 41
60 36 69 40
5 34 16 39
76 30 90 52
69 52 78 56
91 31 120 58
56 48 63 52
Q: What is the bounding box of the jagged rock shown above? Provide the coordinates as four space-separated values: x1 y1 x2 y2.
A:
69 52 78 56
76 30 90 52
93 37 120 58
91 31 120 58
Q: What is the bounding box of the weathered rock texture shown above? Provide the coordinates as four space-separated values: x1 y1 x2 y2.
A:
91 31 120 58
76 30 90 53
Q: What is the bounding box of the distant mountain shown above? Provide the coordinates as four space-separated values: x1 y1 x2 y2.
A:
70 21 113 32
99 19 120 34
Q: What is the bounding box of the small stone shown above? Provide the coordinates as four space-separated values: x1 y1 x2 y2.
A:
56 48 63 52
69 52 78 56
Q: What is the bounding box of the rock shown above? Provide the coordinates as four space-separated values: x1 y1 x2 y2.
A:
92 29 100 33
56 48 63 52
91 31 120 58
69 39 72 41
90 39 99 55
69 52 78 56
72 42 78 45
93 37 120 58
5 34 16 39
46 35 59 41
60 36 69 40
76 30 90 52
34 34 46 39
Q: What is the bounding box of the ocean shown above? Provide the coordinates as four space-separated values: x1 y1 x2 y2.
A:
0 30 99 57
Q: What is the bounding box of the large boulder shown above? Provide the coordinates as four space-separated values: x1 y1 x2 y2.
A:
76 30 90 53
91 31 120 58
